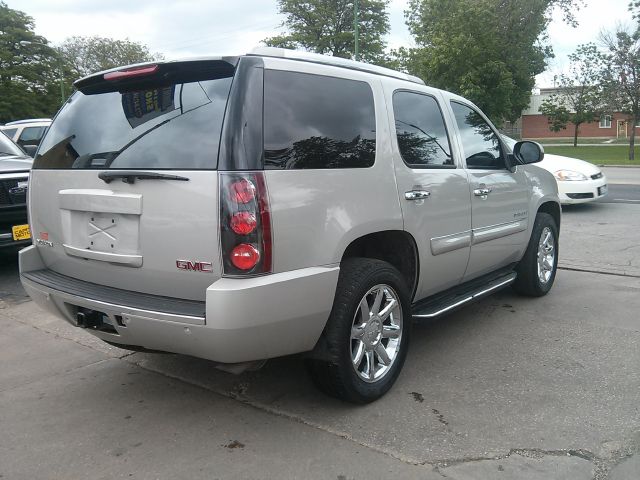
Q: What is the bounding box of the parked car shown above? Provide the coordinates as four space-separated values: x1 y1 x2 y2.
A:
502 135 607 204
1 118 52 157
20 48 560 403
0 131 32 248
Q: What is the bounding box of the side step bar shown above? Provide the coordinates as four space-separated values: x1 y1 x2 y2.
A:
412 272 517 320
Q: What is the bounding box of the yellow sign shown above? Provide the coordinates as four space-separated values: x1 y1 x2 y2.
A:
11 224 31 241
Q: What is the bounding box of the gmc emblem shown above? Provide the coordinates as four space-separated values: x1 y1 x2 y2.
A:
176 260 213 273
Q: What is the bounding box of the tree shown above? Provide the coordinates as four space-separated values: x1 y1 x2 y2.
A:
264 0 390 63
600 25 640 161
58 36 164 81
631 1 640 20
400 0 584 123
0 2 61 122
538 44 603 147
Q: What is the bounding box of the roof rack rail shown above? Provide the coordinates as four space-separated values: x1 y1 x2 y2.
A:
249 47 425 86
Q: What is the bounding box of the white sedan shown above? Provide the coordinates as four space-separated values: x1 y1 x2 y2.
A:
502 136 607 205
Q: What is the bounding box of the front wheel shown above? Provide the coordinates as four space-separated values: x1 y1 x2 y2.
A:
513 212 559 297
306 258 411 403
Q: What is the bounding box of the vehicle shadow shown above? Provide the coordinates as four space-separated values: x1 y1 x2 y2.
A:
30 270 637 464
121 278 638 462
560 202 607 214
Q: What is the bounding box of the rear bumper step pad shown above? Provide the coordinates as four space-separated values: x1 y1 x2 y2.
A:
22 269 205 318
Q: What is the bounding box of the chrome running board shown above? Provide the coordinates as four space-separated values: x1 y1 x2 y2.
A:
412 271 517 320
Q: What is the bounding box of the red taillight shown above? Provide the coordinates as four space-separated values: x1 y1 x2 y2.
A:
220 172 272 276
229 179 256 204
230 212 257 235
230 244 261 270
104 65 159 81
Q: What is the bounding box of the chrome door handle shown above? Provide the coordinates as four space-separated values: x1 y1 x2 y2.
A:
405 190 431 201
473 188 492 196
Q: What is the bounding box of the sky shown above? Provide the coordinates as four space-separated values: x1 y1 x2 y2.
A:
7 0 634 87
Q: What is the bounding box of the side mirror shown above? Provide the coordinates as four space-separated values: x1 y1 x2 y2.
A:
512 141 544 165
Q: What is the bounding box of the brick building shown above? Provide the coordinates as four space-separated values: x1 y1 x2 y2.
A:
521 87 637 140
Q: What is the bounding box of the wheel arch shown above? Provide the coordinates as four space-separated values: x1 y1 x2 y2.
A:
340 230 419 300
537 200 561 229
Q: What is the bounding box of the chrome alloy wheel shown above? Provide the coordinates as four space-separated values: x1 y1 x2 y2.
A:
537 226 556 284
350 284 403 383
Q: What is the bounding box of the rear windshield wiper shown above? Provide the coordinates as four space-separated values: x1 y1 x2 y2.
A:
98 171 190 184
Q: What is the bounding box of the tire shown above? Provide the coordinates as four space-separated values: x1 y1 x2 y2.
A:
513 212 559 297
306 258 411 403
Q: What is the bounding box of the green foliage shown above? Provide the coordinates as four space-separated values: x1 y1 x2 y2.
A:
539 97 571 132
631 1 640 21
264 0 390 63
400 0 584 123
600 25 640 160
538 43 603 147
544 145 640 165
0 2 61 122
58 36 164 81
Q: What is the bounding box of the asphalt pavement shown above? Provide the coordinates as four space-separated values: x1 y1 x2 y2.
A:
0 181 639 480
598 184 640 204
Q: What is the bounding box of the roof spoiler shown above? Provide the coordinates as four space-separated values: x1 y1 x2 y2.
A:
75 57 239 95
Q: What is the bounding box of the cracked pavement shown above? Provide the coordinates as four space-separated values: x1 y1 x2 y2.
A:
1 195 639 479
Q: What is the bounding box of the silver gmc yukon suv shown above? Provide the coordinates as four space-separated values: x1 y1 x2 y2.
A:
20 47 560 403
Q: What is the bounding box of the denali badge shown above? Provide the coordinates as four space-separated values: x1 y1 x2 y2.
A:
36 238 53 247
176 260 213 273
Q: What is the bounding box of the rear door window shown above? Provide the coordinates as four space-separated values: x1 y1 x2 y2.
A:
18 126 46 146
34 67 234 170
264 70 376 169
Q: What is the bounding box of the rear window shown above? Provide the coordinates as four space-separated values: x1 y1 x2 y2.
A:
264 70 376 169
0 131 24 156
1 128 18 139
34 68 233 170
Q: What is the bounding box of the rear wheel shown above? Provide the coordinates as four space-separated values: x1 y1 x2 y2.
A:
307 258 411 403
513 212 559 297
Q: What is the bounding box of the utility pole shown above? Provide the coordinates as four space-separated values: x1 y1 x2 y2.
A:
354 0 360 61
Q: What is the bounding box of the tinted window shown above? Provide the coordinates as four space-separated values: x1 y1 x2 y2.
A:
451 102 504 169
18 126 46 145
264 70 376 169
393 91 453 167
34 75 233 170
2 128 18 139
0 131 24 156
